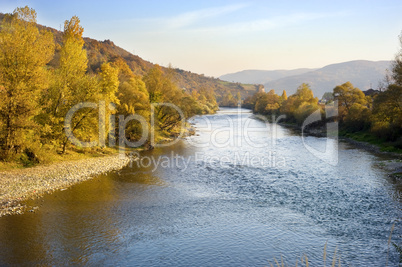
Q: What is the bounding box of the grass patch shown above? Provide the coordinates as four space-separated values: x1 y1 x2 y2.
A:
339 130 402 154
0 146 121 172
391 173 402 179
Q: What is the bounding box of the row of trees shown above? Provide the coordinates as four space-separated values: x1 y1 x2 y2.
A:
0 7 218 163
220 91 241 107
244 77 401 146
333 81 401 143
244 83 320 125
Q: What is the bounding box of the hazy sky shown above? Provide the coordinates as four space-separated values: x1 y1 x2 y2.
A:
2 0 402 77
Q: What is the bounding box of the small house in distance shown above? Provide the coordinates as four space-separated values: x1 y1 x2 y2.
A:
363 88 380 96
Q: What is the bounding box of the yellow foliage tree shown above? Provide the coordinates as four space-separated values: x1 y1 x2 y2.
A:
281 90 288 101
143 65 188 134
40 16 101 153
254 90 281 115
279 84 319 124
116 76 150 141
0 6 54 159
333 82 367 122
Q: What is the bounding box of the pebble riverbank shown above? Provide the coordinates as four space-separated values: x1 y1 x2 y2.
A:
0 154 130 217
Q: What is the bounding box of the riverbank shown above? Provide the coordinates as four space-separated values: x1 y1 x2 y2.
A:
0 121 199 217
252 114 402 177
0 154 130 217
281 121 401 156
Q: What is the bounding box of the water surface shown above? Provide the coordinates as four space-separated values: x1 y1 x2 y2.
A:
0 108 401 266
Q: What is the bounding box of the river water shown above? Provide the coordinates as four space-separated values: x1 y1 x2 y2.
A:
0 108 401 266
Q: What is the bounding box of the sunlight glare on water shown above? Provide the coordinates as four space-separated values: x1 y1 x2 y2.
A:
0 108 400 266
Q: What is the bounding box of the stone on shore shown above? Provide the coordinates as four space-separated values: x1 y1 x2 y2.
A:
0 154 130 217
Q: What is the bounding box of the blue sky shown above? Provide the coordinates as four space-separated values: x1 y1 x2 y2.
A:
2 0 402 77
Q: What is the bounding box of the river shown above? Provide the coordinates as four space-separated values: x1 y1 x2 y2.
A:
0 108 401 266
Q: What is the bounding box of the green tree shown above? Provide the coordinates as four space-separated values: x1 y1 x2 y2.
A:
0 6 54 159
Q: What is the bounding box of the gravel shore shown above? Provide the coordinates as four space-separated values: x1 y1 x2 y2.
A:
0 154 130 217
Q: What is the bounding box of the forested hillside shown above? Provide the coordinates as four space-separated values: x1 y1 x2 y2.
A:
21 16 260 105
79 39 262 104
0 7 261 166
0 12 261 105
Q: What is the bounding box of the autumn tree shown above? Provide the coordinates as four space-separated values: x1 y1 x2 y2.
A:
371 84 402 140
143 65 187 136
111 57 135 82
333 82 366 111
198 87 218 113
39 16 101 153
392 32 402 86
221 91 237 107
281 90 288 101
279 83 319 124
279 96 296 120
363 33 402 144
254 90 280 115
143 65 165 103
118 77 149 115
99 63 119 104
0 6 54 159
243 91 266 110
117 76 150 141
333 82 367 123
293 83 318 107
187 88 218 114
368 32 402 143
236 91 242 105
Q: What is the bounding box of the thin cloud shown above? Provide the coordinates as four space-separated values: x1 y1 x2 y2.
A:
166 4 247 29
192 11 349 33
134 3 248 31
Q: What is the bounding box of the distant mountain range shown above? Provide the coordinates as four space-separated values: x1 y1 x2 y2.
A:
220 68 316 85
220 60 391 98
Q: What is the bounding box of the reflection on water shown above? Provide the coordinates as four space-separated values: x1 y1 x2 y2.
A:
0 108 401 266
